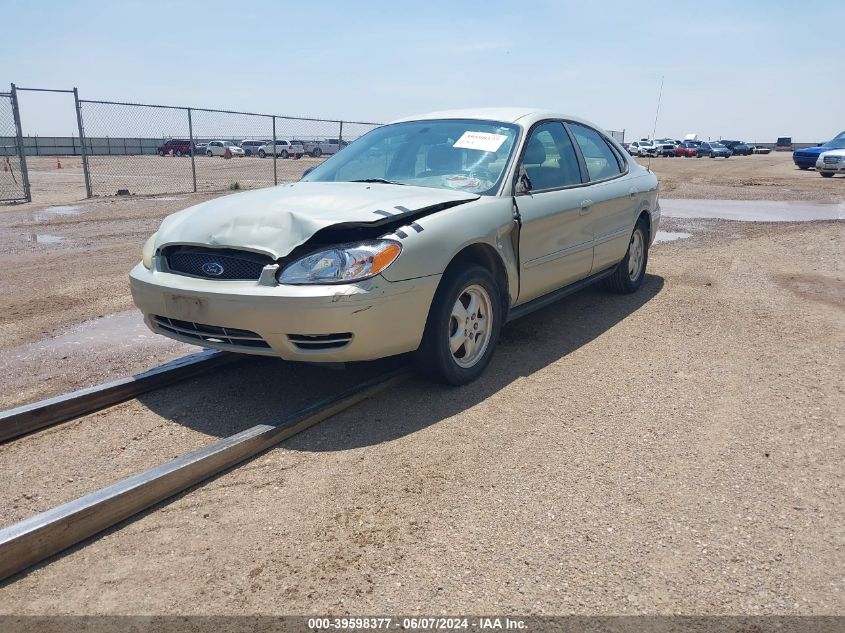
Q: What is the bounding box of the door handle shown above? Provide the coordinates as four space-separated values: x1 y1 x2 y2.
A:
580 199 593 215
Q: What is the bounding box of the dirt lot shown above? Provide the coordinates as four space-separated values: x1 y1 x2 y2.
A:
637 152 844 202
0 155 842 615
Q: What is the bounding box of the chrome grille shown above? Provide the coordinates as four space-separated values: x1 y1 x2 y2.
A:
153 315 270 349
823 155 841 164
166 247 273 280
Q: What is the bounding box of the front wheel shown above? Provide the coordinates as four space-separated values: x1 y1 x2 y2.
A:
414 265 502 385
605 219 648 294
820 172 834 178
258 150 266 158
206 150 213 157
798 165 810 170
311 148 322 158
281 150 289 159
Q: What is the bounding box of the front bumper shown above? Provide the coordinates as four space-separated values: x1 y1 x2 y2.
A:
794 154 820 168
129 262 440 362
816 159 845 174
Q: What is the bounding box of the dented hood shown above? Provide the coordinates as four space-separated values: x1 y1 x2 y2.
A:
155 181 479 258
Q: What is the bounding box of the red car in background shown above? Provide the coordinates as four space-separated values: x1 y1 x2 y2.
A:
675 140 700 157
157 139 194 156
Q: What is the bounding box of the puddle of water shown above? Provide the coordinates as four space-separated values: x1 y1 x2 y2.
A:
27 233 64 244
654 231 692 243
32 205 81 222
661 199 845 222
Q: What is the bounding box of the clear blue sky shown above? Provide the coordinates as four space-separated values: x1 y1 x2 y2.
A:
5 0 844 142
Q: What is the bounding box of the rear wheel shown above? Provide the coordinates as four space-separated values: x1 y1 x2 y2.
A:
798 165 810 170
414 265 502 385
258 150 266 158
206 150 213 157
820 172 834 178
158 150 165 156
312 148 322 158
605 219 648 294
281 150 289 159
176 150 183 157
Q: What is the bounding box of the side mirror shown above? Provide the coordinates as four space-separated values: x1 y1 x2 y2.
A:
301 166 315 179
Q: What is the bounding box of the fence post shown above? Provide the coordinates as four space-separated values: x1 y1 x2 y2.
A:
73 87 92 198
338 120 343 146
187 108 197 193
272 116 277 186
10 83 32 202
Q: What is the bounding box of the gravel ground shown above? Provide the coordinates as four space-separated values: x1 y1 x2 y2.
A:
0 218 842 615
0 156 842 615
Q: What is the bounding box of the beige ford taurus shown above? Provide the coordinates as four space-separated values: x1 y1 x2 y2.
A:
130 108 660 384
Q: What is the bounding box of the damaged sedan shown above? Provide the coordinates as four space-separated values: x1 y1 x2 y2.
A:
130 108 660 384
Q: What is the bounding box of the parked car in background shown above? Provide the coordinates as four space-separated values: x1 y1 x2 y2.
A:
195 142 208 153
815 149 845 178
775 137 793 152
240 140 270 156
720 140 753 156
628 140 657 157
753 146 772 154
257 140 305 158
131 108 660 385
792 130 845 170
305 138 350 158
697 142 732 158
157 139 194 157
654 141 677 157
205 141 245 157
675 140 700 157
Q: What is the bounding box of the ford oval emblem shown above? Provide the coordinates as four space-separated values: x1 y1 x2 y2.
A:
202 262 225 277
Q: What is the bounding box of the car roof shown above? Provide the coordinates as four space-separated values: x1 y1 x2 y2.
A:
390 107 605 131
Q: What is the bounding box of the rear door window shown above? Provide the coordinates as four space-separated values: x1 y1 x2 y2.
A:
568 123 623 182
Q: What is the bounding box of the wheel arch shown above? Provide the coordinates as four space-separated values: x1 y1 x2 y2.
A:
444 243 512 315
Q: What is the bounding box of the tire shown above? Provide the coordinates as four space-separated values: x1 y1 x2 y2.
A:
281 150 289 159
820 172 834 178
798 165 810 170
258 150 266 158
604 219 648 294
206 150 213 157
176 150 183 157
158 150 165 157
312 148 322 158
413 265 502 386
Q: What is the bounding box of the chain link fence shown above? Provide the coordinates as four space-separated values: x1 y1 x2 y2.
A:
0 91 30 202
78 99 381 196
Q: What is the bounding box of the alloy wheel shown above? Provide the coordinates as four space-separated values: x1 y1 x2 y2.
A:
448 284 493 369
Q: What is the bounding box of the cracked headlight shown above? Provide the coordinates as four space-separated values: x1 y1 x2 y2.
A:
142 232 158 269
278 240 401 285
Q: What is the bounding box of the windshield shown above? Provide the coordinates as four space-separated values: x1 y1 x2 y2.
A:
826 132 845 149
223 141 236 146
302 118 520 195
711 142 725 148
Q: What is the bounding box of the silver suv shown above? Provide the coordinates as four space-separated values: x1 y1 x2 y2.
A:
305 138 349 158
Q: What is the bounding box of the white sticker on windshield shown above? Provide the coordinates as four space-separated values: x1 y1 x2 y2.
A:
453 131 508 153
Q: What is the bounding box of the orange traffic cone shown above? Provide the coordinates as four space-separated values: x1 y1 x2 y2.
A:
56 156 62 169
